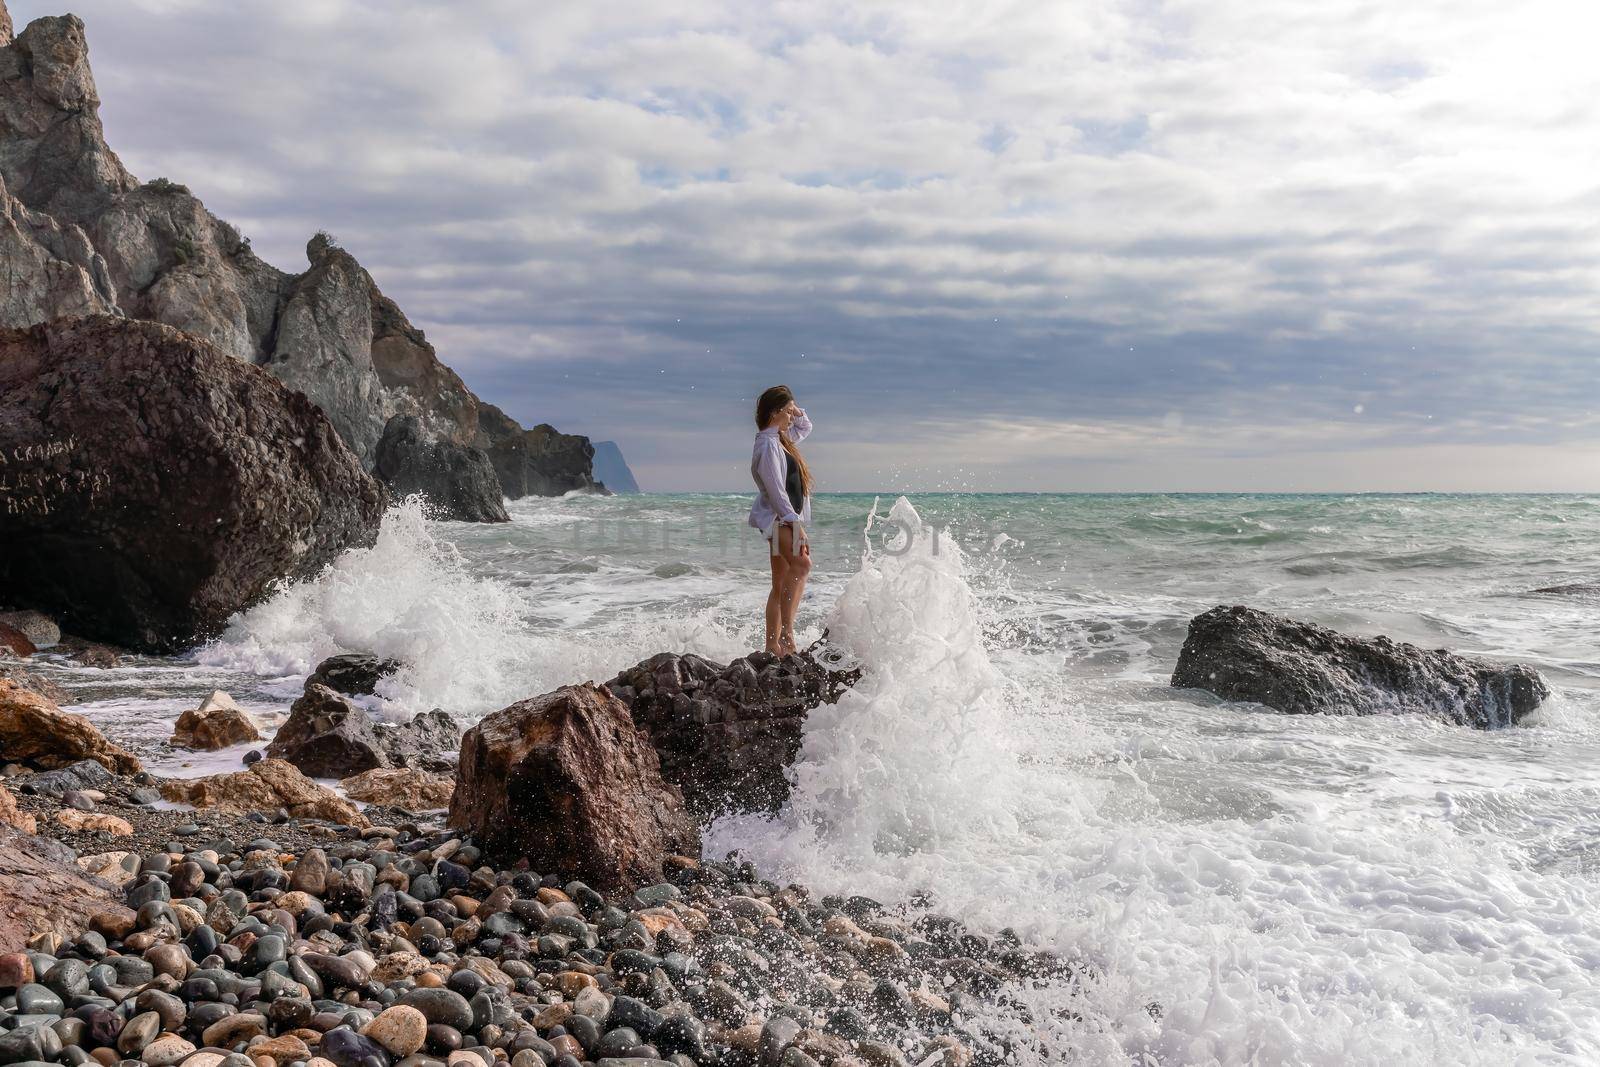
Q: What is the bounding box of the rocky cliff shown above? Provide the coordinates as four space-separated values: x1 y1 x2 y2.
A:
592 440 641 493
0 4 596 505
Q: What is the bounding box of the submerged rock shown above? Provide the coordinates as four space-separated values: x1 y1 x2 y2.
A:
1170 605 1549 729
607 647 859 817
1528 581 1600 598
170 689 262 750
375 413 509 523
0 317 384 652
0 678 140 773
451 683 700 891
0 651 68 703
266 682 458 777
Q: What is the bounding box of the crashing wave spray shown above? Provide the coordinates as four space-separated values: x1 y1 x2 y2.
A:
781 496 1026 861
706 496 1102 922
198 496 551 717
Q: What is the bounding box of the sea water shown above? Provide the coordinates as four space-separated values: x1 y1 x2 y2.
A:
30 492 1600 1063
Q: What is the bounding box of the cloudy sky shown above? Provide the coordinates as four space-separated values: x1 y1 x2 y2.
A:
13 0 1600 491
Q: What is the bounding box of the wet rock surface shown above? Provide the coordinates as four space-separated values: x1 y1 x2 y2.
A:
0 621 34 657
0 650 71 704
451 684 700 893
171 691 263 751
0 609 60 648
0 678 141 774
341 768 454 810
375 414 509 524
0 317 385 652
606 648 859 818
267 682 459 778
0 821 132 955
159 759 371 829
1171 604 1550 729
307 654 405 698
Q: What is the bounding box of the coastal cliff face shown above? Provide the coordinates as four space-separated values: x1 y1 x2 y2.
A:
0 5 595 499
592 440 641 493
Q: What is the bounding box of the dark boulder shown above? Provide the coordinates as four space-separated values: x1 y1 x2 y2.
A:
374 414 508 523
606 646 859 817
264 682 458 777
1170 605 1549 729
0 317 384 652
450 683 699 892
476 403 604 498
307 653 403 697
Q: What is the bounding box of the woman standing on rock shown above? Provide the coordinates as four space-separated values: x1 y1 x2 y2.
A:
750 385 814 656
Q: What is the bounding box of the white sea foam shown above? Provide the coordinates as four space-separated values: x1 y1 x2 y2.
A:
198 496 762 719
708 496 1600 1064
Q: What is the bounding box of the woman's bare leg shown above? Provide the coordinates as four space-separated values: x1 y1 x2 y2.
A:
777 524 811 654
766 535 789 654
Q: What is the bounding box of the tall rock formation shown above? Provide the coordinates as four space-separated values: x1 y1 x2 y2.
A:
478 404 607 497
591 440 641 493
0 7 598 505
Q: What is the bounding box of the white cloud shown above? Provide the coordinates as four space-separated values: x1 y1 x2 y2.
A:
9 0 1599 489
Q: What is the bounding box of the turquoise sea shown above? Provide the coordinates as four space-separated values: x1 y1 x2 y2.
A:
39 492 1600 1064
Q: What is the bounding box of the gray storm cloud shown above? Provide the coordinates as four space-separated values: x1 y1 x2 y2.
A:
14 0 1600 490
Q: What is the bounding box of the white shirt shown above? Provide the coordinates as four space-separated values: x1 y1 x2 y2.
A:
748 409 813 535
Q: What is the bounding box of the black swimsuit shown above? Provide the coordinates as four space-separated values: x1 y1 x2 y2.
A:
783 450 804 516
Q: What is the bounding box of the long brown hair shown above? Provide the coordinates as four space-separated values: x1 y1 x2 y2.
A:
755 385 813 497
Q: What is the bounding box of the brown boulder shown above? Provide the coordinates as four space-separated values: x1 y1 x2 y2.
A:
341 767 453 809
0 678 139 773
160 758 369 828
0 622 33 656
0 822 133 955
53 808 131 836
0 783 34 832
450 683 700 892
171 690 262 750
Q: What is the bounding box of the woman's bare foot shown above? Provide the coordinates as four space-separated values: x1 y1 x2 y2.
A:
777 631 798 656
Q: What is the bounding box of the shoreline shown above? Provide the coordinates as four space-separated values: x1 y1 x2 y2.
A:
2 753 1070 1067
